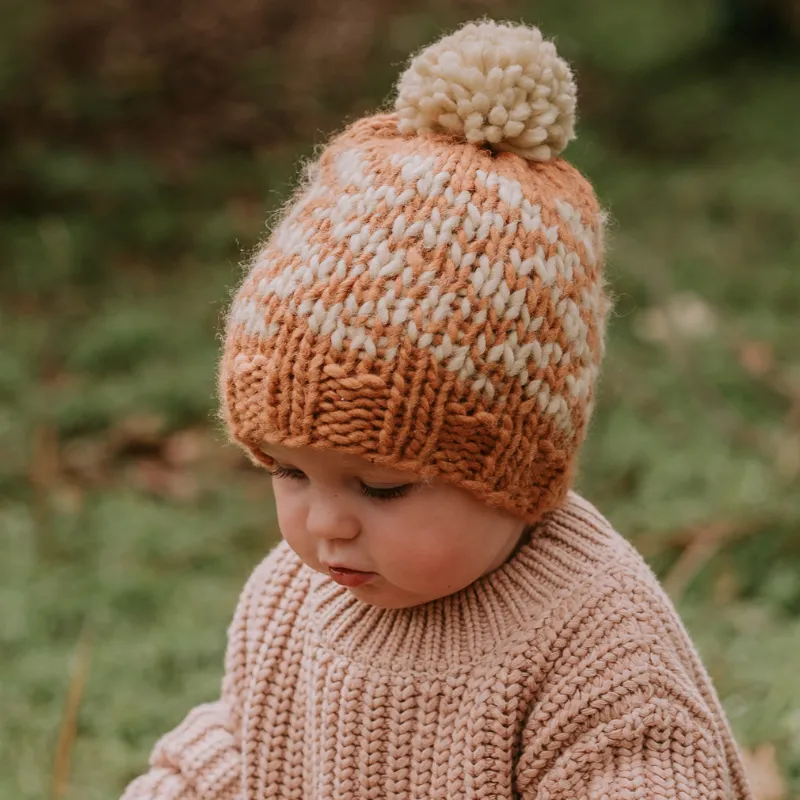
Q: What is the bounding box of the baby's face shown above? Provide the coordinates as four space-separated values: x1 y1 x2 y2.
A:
260 443 527 609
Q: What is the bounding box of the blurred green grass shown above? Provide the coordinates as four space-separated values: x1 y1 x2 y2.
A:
1 0 799 797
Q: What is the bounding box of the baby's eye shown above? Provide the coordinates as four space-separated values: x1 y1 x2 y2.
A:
360 483 413 501
270 465 306 481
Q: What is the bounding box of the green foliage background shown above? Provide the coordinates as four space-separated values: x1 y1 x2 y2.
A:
1 0 799 797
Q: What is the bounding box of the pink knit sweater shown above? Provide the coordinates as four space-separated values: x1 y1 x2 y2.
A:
122 493 752 799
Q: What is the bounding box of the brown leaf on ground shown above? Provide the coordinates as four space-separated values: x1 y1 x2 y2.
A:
61 437 109 486
107 413 167 457
738 340 775 378
163 428 206 467
129 458 200 502
740 744 787 800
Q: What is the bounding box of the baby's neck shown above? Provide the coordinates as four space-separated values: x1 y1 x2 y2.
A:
509 524 533 561
479 522 532 581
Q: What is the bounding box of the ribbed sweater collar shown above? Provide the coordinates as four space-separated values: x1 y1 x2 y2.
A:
305 492 615 671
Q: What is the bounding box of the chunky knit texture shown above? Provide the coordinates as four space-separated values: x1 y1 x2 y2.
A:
220 21 611 523
122 493 752 800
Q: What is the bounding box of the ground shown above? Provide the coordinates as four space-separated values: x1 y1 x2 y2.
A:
1 0 799 797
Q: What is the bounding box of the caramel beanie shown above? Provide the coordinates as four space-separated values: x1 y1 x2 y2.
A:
220 20 611 523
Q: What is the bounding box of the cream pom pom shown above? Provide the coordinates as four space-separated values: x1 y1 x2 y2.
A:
395 20 577 161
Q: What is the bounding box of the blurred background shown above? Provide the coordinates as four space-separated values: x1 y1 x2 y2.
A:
1 0 799 797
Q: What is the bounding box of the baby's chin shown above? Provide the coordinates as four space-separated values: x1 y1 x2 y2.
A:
340 579 420 610
345 577 472 610
303 552 481 609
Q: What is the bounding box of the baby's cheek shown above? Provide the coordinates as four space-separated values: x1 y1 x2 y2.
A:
273 492 307 548
387 531 475 584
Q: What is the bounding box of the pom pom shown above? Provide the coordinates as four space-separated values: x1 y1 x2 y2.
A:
395 20 577 161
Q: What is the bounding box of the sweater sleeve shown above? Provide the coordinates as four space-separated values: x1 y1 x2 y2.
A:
120 700 241 800
515 698 740 800
121 546 289 800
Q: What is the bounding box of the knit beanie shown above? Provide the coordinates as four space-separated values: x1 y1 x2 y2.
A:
220 20 611 523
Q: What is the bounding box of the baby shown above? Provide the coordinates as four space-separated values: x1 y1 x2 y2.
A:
123 20 753 800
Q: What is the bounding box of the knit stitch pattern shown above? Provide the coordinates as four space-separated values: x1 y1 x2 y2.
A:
122 493 752 800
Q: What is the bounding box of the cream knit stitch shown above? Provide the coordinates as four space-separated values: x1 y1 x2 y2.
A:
122 493 752 800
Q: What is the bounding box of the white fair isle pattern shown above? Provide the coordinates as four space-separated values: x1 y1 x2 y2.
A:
231 148 604 432
228 150 600 433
